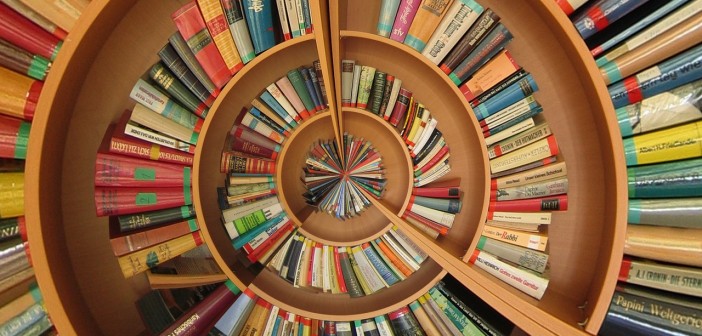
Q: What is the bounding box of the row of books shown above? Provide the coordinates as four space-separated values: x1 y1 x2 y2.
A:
0 1 88 334
555 1 702 334
136 274 514 335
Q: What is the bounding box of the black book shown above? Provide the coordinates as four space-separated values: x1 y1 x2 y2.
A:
117 205 196 232
285 234 304 282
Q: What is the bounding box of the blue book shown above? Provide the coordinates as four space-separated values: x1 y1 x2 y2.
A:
362 243 399 286
301 67 322 111
307 67 325 110
473 74 538 120
608 44 702 108
260 91 298 127
231 212 287 249
573 0 649 40
300 0 312 34
242 0 277 54
377 0 402 37
249 106 288 135
593 0 688 64
0 303 46 336
211 289 257 336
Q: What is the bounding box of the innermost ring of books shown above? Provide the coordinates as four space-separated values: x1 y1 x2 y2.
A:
302 134 386 220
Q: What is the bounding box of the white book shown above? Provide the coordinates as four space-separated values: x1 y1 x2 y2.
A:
383 78 403 120
414 164 451 187
266 83 299 122
312 243 322 288
381 234 420 271
374 315 394 336
341 59 355 106
390 227 428 262
484 118 536 146
130 103 198 145
274 0 291 40
408 202 455 228
351 246 385 293
221 196 280 223
269 233 295 272
414 139 446 170
422 0 484 64
262 305 279 336
488 211 552 225
350 65 362 106
294 0 305 35
322 244 330 292
284 0 300 37
470 249 549 299
124 121 192 153
412 117 438 156
482 96 539 129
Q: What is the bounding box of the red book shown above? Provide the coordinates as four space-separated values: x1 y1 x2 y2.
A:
412 186 461 199
414 145 449 173
246 222 294 263
159 281 241 336
220 152 276 174
231 137 279 160
333 247 348 293
109 217 199 256
403 211 449 235
0 114 29 159
230 125 281 153
94 186 193 217
388 88 412 127
307 242 317 287
310 319 319 336
488 194 568 212
0 66 41 121
95 152 192 188
105 120 194 166
0 3 62 61
172 2 231 89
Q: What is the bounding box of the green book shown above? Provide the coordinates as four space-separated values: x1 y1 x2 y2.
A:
149 62 209 117
428 287 484 336
627 158 702 198
356 66 376 109
117 205 196 232
368 71 387 115
0 216 21 242
412 195 462 213
287 68 316 114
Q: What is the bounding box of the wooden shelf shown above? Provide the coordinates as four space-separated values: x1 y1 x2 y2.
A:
24 0 626 334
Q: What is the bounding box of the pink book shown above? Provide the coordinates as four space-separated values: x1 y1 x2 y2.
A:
276 77 310 120
389 0 421 43
95 152 192 188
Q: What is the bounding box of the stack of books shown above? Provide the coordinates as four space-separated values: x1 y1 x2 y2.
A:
0 1 89 334
136 275 514 335
555 0 702 333
408 180 463 239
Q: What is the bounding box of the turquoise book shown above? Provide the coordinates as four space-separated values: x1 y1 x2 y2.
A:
243 0 276 55
628 158 702 198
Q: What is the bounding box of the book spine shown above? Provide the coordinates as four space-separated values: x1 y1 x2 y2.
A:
554 0 588 15
277 76 310 120
368 71 387 115
117 231 203 277
408 300 441 335
294 0 306 36
348 247 375 295
0 216 21 242
473 74 538 120
249 106 289 136
489 135 558 174
407 201 455 227
439 8 500 74
130 79 204 132
377 0 401 37
333 247 348 292
340 60 355 107
422 0 484 65
224 203 283 238
461 50 520 102
240 113 286 144
0 66 41 121
168 32 220 95
488 121 552 159
470 68 528 108
412 195 462 213
300 0 312 33
171 2 231 88
477 235 548 273
628 198 702 228
619 256 702 298
302 67 323 112
221 0 256 63
338 247 364 297
403 0 454 52
149 62 209 118
382 78 402 120
235 213 287 250
243 0 277 54
627 158 702 198
124 122 196 153
356 66 376 109
159 280 240 336
350 65 362 107
0 0 67 39
486 210 551 225
0 114 30 159
389 0 421 43
246 222 293 263
390 226 428 262
488 194 567 212
231 137 279 160
158 43 216 107
284 0 301 38
388 88 412 126
361 242 399 287
428 287 483 335
387 306 424 335
481 224 548 251
0 39 50 81
418 295 454 335
469 249 548 299
624 120 702 166
110 218 199 256
313 60 328 106
221 152 275 174
287 68 316 113
308 66 326 110
264 84 301 122
491 177 568 202
274 0 292 40
625 225 702 268
0 302 46 336
374 315 394 336
374 238 413 277
197 0 244 74
94 186 192 217
0 3 62 61
117 205 195 232
434 282 500 336
572 0 646 40
412 186 460 198
252 97 296 128
608 43 702 109
95 153 192 188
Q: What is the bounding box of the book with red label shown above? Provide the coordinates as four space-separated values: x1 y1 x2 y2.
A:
196 0 244 75
246 223 295 263
220 151 276 174
488 194 568 212
94 186 193 217
108 216 199 257
0 66 41 121
0 39 51 81
104 116 194 166
230 124 281 153
231 136 279 160
0 114 29 160
403 210 448 236
94 152 192 188
412 186 460 199
388 88 412 127
172 1 231 89
0 3 62 61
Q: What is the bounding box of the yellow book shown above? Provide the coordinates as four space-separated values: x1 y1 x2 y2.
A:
481 224 548 251
0 66 38 121
404 0 455 51
117 231 203 278
346 248 372 295
625 225 702 268
0 172 23 218
406 105 427 146
624 120 702 166
409 300 442 335
196 0 244 75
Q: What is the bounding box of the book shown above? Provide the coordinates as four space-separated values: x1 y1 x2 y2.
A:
129 104 200 146
491 159 566 189
307 66 326 110
439 8 500 75
411 195 461 213
623 120 702 166
625 225 702 268
130 78 205 130
487 121 552 159
476 236 548 273
600 13 702 86
313 60 328 106
109 217 198 257
388 226 428 263
0 3 62 61
263 84 301 122
117 205 195 232
94 186 192 217
469 249 548 299
94 152 192 188
274 0 292 41
448 22 513 86
276 76 310 120
0 239 30 283
377 0 401 37
117 231 204 278
488 194 567 212
572 0 649 40
146 256 224 289
0 65 41 121
389 88 412 126
407 300 441 335
628 198 702 228
172 2 231 89
489 135 559 174
619 256 702 298
251 97 296 128
14 0 87 31
350 245 385 294
481 224 547 251
301 66 323 112
412 185 460 198
284 0 301 38
1 0 66 39
337 247 363 297
0 216 21 243
361 242 399 287
486 211 551 225
0 302 46 336
389 0 421 43
158 280 240 335
387 306 424 335
627 157 702 198
287 68 316 114
368 71 387 115
0 39 50 81
404 211 446 237
167 32 220 96
470 68 528 108
157 42 216 108
421 0 483 65
211 288 257 336
0 172 23 219
0 115 29 160
243 0 277 54
403 0 454 52
608 43 702 109
428 286 483 336
491 177 568 202
472 73 537 121
221 0 256 63
406 201 455 227
460 50 520 102
356 65 376 109
197 0 244 75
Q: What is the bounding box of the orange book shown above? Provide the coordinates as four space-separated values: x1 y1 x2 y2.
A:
374 238 414 277
404 0 455 52
0 66 41 121
196 0 244 75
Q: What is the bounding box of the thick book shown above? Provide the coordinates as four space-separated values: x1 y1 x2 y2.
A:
473 74 538 121
625 225 702 268
220 151 275 174
623 120 702 166
167 32 220 96
95 152 192 188
481 224 548 251
448 23 513 86
230 136 279 160
276 76 310 120
627 158 702 198
469 249 548 299
418 294 455 335
251 98 296 129
476 236 548 273
172 2 231 89
0 114 29 160
489 135 559 174
403 0 454 52
421 0 483 65
368 71 387 115
117 231 203 278
488 194 567 212
0 66 41 121
287 68 316 114
130 79 204 130
158 41 216 105
1 0 67 39
377 0 401 37
411 195 461 213
470 68 529 108
389 0 421 43
487 121 552 159
221 0 256 63
109 217 198 257
628 198 702 228
243 0 277 54
412 185 460 198
129 103 200 146
361 242 399 287
337 247 364 297
159 280 240 335
387 306 424 335
491 177 568 202
0 39 50 81
356 65 376 109
301 66 323 112
0 216 22 243
491 160 566 189
0 172 23 219
196 0 244 75
388 88 412 126
439 8 500 75
0 3 62 61
619 256 702 298
149 62 209 117
94 186 193 217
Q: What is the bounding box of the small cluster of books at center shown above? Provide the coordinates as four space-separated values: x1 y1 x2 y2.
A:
302 135 385 219
340 60 453 188
137 274 514 335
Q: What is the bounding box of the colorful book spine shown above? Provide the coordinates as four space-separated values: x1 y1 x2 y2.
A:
314 60 328 106
619 256 702 298
387 306 424 335
0 114 29 159
160 281 241 335
428 287 484 335
408 300 441 335
389 88 412 126
608 43 702 109
422 0 484 65
0 216 22 242
221 0 256 63
369 71 387 115
94 187 193 217
212 288 257 335
158 43 216 107
356 65 376 109
389 0 421 43
445 22 512 85
0 39 50 81
377 0 402 37
628 198 702 228
117 231 203 277
263 85 301 122
412 186 460 198
469 249 548 299
95 152 192 188
117 205 195 232
287 68 316 114
623 120 702 166
491 177 568 201
487 121 552 159
284 0 301 38
439 8 500 75
129 104 200 146
243 0 277 54
361 242 399 287
307 66 325 110
411 195 461 213
460 50 520 102
124 120 196 153
1 0 67 39
110 218 199 257
403 0 455 52
172 2 231 89
0 66 41 121
0 172 23 219
627 158 702 198
130 79 204 131
470 68 528 108
476 235 548 273
489 135 558 174
487 210 551 225
108 127 190 166
301 67 322 112
488 194 567 212
472 73 537 121
276 76 310 120
149 62 209 117
481 224 548 251
572 0 648 40
0 3 62 61
197 0 244 75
